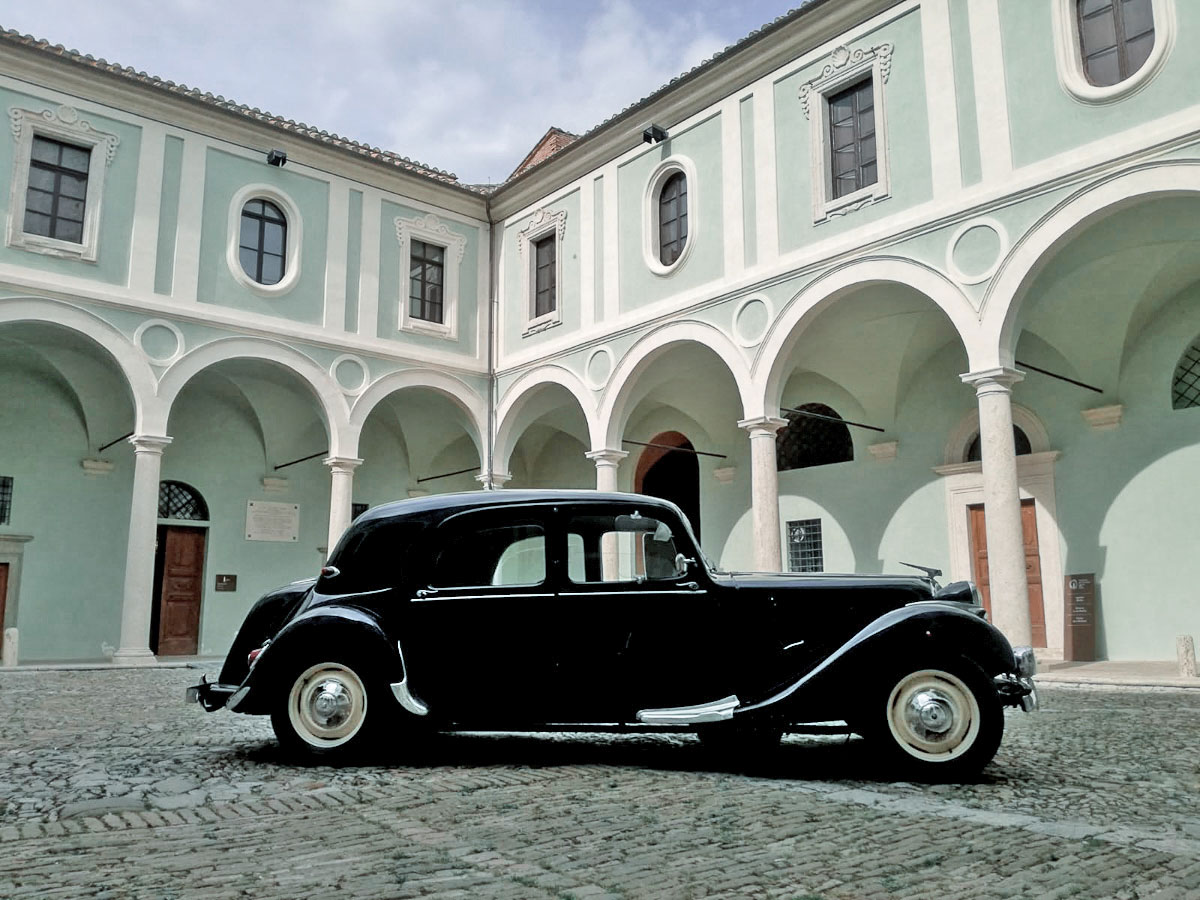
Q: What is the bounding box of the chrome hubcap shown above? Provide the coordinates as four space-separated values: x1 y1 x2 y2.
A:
310 679 353 729
906 689 955 737
287 663 367 748
886 669 981 762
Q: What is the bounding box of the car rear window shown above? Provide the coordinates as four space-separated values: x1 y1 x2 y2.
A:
324 520 424 593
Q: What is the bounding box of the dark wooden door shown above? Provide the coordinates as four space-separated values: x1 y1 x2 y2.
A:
968 500 1046 647
156 527 205 655
0 562 8 631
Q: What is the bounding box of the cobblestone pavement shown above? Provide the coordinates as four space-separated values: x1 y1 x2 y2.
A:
0 667 1197 899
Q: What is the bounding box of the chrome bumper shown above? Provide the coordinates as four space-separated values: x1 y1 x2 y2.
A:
185 675 239 712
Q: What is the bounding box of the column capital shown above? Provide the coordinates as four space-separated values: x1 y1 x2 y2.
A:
322 456 364 474
961 367 1024 393
127 434 172 454
475 472 512 490
738 416 788 437
584 448 628 467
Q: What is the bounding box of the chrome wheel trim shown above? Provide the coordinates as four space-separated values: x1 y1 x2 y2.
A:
287 662 368 749
885 669 980 763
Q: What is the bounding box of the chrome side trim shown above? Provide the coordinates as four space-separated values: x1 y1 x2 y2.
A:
636 694 739 725
782 640 806 651
226 686 250 712
391 640 428 716
411 592 554 603
559 591 708 597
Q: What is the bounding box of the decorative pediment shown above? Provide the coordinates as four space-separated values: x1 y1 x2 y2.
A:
394 212 466 264
799 43 894 120
9 105 120 165
517 208 567 253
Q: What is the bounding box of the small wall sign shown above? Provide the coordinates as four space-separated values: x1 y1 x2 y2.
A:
246 500 300 542
1064 573 1096 661
214 574 237 592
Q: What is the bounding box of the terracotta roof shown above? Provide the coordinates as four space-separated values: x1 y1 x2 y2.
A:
508 127 580 180
0 28 485 193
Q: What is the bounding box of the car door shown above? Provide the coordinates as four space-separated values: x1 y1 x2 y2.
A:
555 504 733 722
402 507 559 724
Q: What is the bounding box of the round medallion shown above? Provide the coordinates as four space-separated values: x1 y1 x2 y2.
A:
134 319 184 366
585 347 614 390
733 296 771 347
330 355 368 394
947 219 1007 285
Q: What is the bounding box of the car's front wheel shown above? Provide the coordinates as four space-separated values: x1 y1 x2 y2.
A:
873 660 1002 779
271 659 378 760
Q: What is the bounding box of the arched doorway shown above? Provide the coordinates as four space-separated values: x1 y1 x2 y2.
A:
635 431 701 540
151 480 209 655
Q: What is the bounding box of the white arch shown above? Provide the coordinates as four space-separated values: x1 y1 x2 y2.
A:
599 321 753 450
0 296 158 429
156 337 349 453
349 368 488 461
494 365 598 475
983 161 1200 366
757 257 977 415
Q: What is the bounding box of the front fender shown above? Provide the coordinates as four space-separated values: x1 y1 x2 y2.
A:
737 603 1016 723
231 605 402 715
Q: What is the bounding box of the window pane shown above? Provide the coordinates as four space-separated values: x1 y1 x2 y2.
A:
260 201 285 223
829 94 854 123
660 218 678 245
59 173 87 200
23 210 51 236
859 134 877 166
262 222 284 256
1081 9 1117 54
428 243 444 264
239 247 258 278
830 121 855 150
240 216 258 249
55 219 83 243
433 523 545 588
31 137 60 165
1125 31 1154 73
244 199 265 216
1079 0 1112 15
1120 0 1154 37
1085 47 1120 85
24 188 53 214
60 145 90 174
261 253 284 285
857 107 876 138
833 147 858 176
27 166 55 192
860 161 878 187
425 263 442 286
58 198 85 222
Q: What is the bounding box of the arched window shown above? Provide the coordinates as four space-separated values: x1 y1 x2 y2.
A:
658 171 688 266
158 481 209 521
964 426 1032 463
1173 337 1200 409
238 199 287 285
776 404 854 471
1077 0 1154 87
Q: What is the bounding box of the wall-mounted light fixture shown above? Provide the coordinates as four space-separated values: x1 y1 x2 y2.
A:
642 124 668 144
266 148 288 167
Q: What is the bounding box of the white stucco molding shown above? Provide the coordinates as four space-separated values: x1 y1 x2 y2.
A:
982 162 1200 366
599 321 754 450
394 212 466 340
156 337 349 453
0 296 156 429
517 207 567 334
6 104 120 262
756 257 979 415
641 154 699 276
348 368 487 463
494 365 599 476
133 318 186 367
799 42 894 223
944 401 1050 466
225 183 303 298
1051 0 1176 106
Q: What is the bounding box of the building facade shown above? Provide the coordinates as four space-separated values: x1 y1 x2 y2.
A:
0 0 1197 665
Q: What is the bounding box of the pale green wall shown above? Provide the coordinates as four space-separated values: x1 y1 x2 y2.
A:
502 191 581 349
774 10 933 252
1000 2 1200 168
377 200 482 355
154 135 184 295
948 0 982 187
617 115 725 311
196 148 329 323
343 189 363 333
0 87 141 286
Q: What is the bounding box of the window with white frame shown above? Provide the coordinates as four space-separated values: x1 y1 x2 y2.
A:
642 155 698 275
517 207 566 334
1051 0 1174 103
226 184 302 296
238 199 287 285
395 212 465 339
6 105 119 261
787 519 824 573
799 43 893 223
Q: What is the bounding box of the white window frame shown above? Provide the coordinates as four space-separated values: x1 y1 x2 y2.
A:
226 184 303 297
517 207 566 335
395 212 465 340
6 105 120 262
799 43 893 224
642 155 698 276
1051 0 1175 105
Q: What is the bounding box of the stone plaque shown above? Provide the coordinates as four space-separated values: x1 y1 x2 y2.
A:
1064 573 1096 661
246 501 300 542
214 574 237 592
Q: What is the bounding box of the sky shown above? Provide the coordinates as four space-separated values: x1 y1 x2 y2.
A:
3 1 799 185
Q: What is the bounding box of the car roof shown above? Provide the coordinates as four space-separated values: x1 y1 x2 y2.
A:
355 489 679 525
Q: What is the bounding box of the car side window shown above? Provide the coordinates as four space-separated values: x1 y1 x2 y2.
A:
430 521 546 588
567 512 683 584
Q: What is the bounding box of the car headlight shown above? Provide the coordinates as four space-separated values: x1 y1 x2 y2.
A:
1013 645 1037 678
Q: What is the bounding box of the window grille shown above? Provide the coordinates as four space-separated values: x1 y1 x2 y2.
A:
1173 338 1200 409
351 502 369 521
828 78 877 199
1076 0 1154 87
658 171 688 266
238 199 287 285
533 234 556 317
158 481 209 521
24 136 90 243
965 426 1032 463
776 404 854 471
787 519 824 573
0 476 12 525
409 239 445 323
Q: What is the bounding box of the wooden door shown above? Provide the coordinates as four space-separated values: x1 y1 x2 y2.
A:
967 499 1047 647
156 527 205 655
0 562 8 631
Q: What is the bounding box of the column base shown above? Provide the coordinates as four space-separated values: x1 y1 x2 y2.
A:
111 648 158 667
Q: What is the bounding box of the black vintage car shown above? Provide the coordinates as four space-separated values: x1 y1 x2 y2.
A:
188 490 1036 777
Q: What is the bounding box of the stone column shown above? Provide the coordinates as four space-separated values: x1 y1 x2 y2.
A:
324 456 363 554
114 434 172 665
962 367 1032 646
475 472 512 491
738 416 787 572
585 448 628 493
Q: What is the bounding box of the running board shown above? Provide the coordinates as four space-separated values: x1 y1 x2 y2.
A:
636 694 739 725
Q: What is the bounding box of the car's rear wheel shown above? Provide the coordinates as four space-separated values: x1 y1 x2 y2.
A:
874 660 1002 779
271 659 378 760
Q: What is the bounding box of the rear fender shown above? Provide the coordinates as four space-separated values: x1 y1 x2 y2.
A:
232 605 402 714
218 579 315 685
737 604 1016 723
